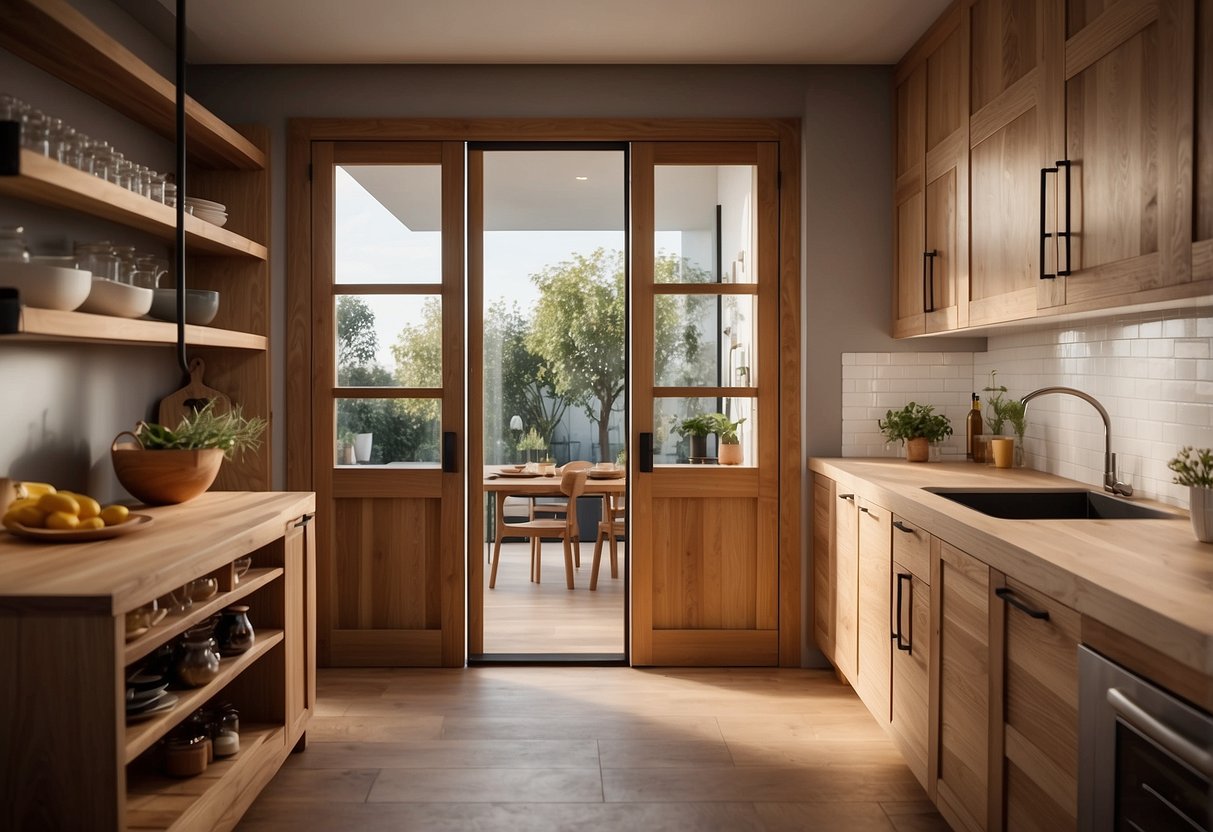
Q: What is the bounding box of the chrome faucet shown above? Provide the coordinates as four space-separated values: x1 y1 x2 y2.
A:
1020 386 1133 497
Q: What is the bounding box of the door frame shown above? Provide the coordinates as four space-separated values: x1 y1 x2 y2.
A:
287 118 802 667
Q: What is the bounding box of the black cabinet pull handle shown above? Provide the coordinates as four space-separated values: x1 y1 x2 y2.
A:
838 493 855 502
1040 165 1058 279
442 431 458 473
892 520 914 534
922 250 938 313
294 513 314 528
892 572 912 653
1056 160 1072 276
995 587 1050 620
639 432 653 473
859 506 870 514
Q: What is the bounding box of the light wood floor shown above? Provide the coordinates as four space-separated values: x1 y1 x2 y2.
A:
236 666 948 831
482 540 626 655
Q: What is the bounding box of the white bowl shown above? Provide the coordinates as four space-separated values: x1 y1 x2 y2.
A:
148 288 220 325
78 279 153 318
0 262 92 310
186 197 226 211
192 210 228 228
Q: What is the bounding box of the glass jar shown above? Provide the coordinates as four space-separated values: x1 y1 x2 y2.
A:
20 111 50 156
0 94 26 122
74 242 118 281
49 122 76 165
133 255 167 289
175 638 220 687
215 605 255 656
163 181 177 208
84 140 114 179
0 227 30 263
162 732 209 777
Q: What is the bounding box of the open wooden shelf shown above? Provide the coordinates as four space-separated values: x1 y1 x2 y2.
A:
125 568 283 665
0 152 267 259
126 723 283 831
125 630 283 764
0 0 265 171
9 307 267 350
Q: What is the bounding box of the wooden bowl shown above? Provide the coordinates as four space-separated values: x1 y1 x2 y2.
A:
111 432 223 504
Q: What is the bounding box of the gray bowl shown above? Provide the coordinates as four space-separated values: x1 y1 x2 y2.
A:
148 289 220 325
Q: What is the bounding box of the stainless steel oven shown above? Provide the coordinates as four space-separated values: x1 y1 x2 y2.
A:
1079 646 1213 831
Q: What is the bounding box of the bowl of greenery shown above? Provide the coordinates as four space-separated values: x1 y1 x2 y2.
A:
111 402 266 504
877 402 953 463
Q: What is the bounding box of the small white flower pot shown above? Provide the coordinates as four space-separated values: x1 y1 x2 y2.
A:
354 433 373 464
1190 486 1213 544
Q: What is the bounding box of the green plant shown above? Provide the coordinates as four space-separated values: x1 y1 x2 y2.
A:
675 413 718 439
135 401 266 460
1169 447 1213 488
983 370 1009 434
877 402 953 444
712 414 746 445
516 427 547 453
998 398 1027 439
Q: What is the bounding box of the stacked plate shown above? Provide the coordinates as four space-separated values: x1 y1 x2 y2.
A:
185 197 228 228
126 671 178 722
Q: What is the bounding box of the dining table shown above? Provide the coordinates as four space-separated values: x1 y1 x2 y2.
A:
481 465 626 585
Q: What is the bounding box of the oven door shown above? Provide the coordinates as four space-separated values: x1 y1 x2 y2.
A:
1079 645 1213 831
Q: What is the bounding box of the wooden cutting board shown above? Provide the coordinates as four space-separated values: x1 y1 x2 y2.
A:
158 357 231 427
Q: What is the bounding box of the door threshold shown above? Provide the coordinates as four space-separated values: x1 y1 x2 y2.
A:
469 653 628 666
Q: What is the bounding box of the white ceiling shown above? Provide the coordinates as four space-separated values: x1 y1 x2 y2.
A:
142 0 949 65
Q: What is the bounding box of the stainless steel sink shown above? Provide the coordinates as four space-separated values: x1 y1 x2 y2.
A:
923 488 1177 520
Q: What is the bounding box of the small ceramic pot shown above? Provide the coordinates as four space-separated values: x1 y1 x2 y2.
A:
1189 486 1213 544
176 639 220 687
719 443 743 465
215 605 255 656
905 437 930 463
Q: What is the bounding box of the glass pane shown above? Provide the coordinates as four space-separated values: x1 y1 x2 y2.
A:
482 150 627 469
654 164 757 284
654 396 757 466
335 295 441 387
335 164 442 284
655 293 756 387
334 398 441 467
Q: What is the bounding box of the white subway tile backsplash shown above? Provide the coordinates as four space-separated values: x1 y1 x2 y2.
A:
841 310 1213 509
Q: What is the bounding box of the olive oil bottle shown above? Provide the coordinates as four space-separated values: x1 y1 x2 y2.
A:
967 394 983 461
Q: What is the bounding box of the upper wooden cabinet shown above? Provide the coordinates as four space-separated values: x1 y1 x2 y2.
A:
893 7 967 337
893 0 1210 337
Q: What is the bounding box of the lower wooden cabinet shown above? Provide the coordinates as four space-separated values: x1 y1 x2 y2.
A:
856 498 893 721
997 576 1080 830
813 477 859 682
933 540 993 832
890 516 931 791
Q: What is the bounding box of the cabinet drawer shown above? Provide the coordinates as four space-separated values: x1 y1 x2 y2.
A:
999 576 1081 825
891 514 930 581
891 561 930 790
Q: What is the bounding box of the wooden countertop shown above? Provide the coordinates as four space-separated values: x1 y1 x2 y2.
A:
0 491 315 615
809 458 1213 677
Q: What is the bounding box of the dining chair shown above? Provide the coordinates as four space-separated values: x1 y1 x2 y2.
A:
530 460 592 567
490 467 588 590
590 491 625 591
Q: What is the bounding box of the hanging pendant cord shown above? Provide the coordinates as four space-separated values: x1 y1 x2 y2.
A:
174 0 188 375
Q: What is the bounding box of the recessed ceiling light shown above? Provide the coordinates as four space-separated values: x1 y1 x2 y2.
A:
575 176 588 181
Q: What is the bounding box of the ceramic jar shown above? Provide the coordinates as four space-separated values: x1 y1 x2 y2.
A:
216 605 255 656
1190 486 1213 543
176 638 220 687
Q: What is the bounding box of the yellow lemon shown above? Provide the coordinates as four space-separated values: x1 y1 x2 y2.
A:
6 497 37 512
77 517 105 530
44 511 80 530
38 492 80 516
17 482 56 499
72 495 101 520
100 505 130 526
6 505 46 528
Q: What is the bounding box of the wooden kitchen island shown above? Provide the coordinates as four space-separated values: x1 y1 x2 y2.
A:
0 491 316 832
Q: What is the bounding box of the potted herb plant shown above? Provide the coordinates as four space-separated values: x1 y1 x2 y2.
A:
714 414 746 465
111 401 266 504
516 427 547 466
675 413 717 462
1168 446 1213 543
878 402 953 463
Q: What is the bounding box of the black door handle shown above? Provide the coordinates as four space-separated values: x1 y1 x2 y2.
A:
1040 165 1058 279
893 572 912 653
838 493 855 502
892 520 914 534
1056 160 1072 276
442 431 458 473
922 250 937 313
639 432 653 473
995 587 1049 620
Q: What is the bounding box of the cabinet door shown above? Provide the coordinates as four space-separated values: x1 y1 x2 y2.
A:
997 577 1080 831
812 477 836 661
284 516 316 748
891 559 931 792
1059 0 1195 306
1196 0 1213 281
834 490 860 682
855 499 892 722
894 10 966 337
933 540 992 832
969 0 1066 323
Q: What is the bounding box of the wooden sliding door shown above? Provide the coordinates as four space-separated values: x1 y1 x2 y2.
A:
630 141 782 666
311 141 465 666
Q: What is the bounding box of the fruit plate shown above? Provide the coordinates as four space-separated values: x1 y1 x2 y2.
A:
5 513 154 543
